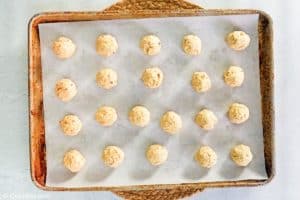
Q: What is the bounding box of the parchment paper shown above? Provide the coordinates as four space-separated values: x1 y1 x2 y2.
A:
39 14 267 187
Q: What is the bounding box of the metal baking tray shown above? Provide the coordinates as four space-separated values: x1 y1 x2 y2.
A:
28 0 274 198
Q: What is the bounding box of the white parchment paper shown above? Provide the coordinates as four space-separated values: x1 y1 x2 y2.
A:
39 14 267 187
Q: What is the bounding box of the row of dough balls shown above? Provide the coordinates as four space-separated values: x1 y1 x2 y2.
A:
52 31 250 59
108 65 243 90
55 65 244 102
60 104 249 136
63 144 253 173
101 66 243 90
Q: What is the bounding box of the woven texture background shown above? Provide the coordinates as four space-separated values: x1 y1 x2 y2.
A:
106 0 204 199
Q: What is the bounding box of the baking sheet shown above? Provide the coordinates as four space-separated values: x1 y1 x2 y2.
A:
39 14 267 187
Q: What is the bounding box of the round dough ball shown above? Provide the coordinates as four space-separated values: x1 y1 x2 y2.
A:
230 144 253 166
96 68 118 90
146 144 168 166
226 31 250 51
228 103 249 124
141 67 164 89
191 72 211 93
195 109 218 130
140 35 161 56
160 111 182 134
102 146 124 168
224 66 244 87
194 146 217 168
96 34 118 57
95 106 117 126
55 79 77 102
128 106 150 127
59 114 82 136
52 36 76 59
63 149 85 172
182 34 202 56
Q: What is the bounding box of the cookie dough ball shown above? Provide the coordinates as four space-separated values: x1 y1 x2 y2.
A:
224 66 244 87
102 146 124 168
146 144 168 166
52 36 76 59
160 111 182 134
128 106 150 127
228 103 249 124
195 109 218 130
140 35 161 56
226 31 250 51
141 67 164 89
194 146 217 168
55 78 77 102
182 34 202 56
59 115 82 136
191 72 211 93
96 68 118 90
63 149 85 173
230 144 253 166
95 106 117 126
96 34 118 57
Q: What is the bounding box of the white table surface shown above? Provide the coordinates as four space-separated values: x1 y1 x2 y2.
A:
0 0 296 199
